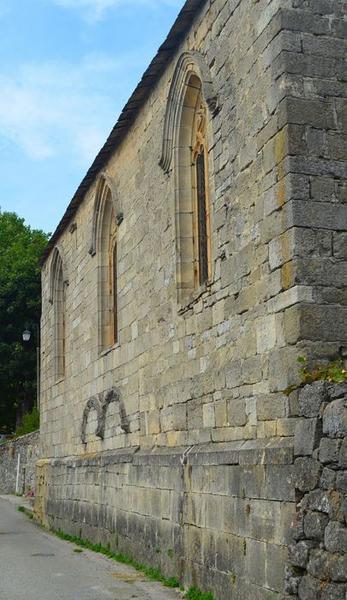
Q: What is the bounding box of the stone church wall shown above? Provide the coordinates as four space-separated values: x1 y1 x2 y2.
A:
39 0 347 459
36 0 347 598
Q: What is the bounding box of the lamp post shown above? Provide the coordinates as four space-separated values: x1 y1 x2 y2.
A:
22 325 40 411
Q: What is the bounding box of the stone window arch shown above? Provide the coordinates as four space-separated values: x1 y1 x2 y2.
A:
49 247 67 380
90 173 120 351
160 51 218 305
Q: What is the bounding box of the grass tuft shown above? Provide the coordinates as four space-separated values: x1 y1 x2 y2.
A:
53 530 179 588
18 506 34 519
18 511 217 597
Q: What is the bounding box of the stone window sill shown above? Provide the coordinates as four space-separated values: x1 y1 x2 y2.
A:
99 342 120 358
178 279 213 315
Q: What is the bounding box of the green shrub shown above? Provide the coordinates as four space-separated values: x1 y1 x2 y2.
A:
16 407 39 436
297 356 347 385
285 357 347 395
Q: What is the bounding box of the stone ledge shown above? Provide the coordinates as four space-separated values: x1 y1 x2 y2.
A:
38 437 294 469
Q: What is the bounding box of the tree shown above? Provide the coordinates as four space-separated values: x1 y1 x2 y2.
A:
0 211 49 432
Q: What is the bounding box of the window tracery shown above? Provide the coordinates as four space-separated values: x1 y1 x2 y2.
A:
160 51 217 306
192 100 211 287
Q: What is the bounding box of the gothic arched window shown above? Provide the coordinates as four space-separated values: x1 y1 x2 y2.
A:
50 248 66 380
175 73 212 300
90 175 119 351
160 52 217 305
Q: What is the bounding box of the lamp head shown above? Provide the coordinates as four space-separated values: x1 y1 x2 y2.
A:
22 329 31 342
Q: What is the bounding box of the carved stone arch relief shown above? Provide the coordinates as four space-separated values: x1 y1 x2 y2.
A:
159 50 218 174
89 172 122 257
81 396 103 444
81 388 130 444
101 389 130 435
48 245 69 304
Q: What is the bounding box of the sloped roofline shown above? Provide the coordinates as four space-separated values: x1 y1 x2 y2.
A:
41 0 207 265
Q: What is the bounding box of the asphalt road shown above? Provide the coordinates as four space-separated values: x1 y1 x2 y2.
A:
0 497 180 600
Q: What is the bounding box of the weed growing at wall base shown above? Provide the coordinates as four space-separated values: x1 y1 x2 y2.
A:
186 587 215 600
18 506 34 519
53 530 180 588
19 507 216 598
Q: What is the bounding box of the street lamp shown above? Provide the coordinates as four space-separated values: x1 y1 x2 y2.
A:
22 330 31 342
22 325 40 411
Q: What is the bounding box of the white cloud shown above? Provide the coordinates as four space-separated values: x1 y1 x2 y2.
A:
51 0 182 22
0 52 143 164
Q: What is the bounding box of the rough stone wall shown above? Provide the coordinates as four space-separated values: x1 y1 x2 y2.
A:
269 0 347 366
0 431 39 495
36 439 295 599
286 382 347 600
36 0 347 598
39 0 346 461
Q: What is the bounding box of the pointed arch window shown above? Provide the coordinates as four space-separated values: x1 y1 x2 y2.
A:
90 175 119 352
160 52 217 306
99 190 118 350
50 248 66 380
175 73 213 301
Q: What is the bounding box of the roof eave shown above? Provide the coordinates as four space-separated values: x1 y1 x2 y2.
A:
41 0 207 266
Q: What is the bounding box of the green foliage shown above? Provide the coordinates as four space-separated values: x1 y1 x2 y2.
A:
186 587 215 600
285 356 347 395
15 407 40 436
297 356 347 385
53 530 180 588
0 211 48 431
18 506 34 519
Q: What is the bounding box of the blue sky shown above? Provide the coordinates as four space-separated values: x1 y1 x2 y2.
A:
0 0 185 234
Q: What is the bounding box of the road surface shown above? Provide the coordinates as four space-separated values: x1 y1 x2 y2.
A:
0 496 180 600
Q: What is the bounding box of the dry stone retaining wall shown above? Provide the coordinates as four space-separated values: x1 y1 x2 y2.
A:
0 431 39 495
286 382 347 600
